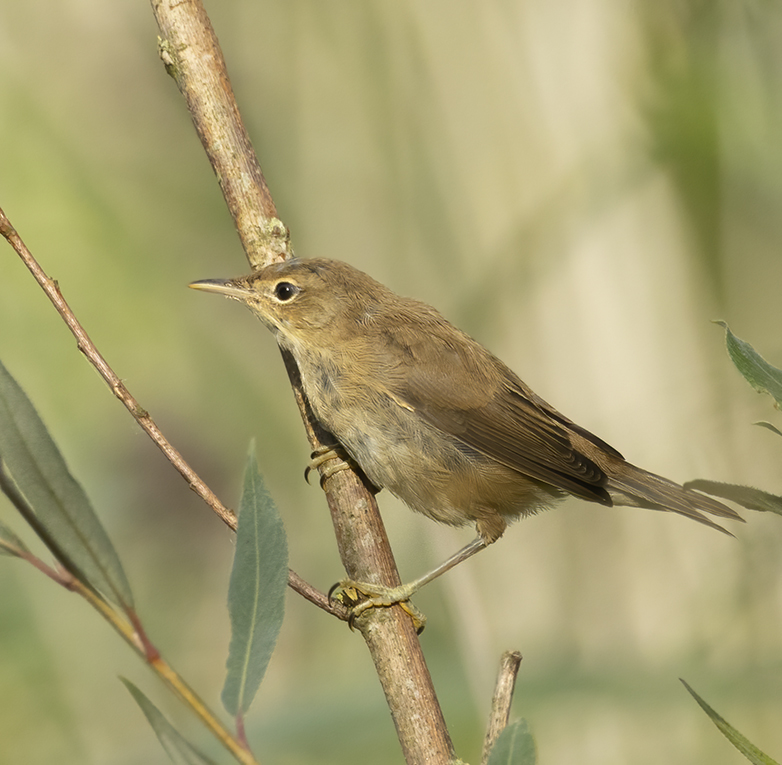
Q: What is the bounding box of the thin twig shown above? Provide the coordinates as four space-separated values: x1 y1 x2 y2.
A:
75 577 260 765
0 206 337 616
288 567 348 619
0 207 233 528
481 650 523 765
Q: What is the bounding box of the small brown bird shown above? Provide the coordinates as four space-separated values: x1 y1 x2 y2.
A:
191 258 742 620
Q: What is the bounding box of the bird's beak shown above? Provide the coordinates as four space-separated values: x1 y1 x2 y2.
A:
188 278 250 300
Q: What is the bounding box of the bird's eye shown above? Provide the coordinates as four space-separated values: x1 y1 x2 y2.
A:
273 281 299 302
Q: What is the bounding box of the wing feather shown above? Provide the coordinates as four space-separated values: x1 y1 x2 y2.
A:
377 314 613 505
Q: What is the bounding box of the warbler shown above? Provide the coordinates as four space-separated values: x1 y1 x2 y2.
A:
191 258 742 620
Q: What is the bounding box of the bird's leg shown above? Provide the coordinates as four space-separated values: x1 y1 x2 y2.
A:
304 444 355 485
330 535 489 633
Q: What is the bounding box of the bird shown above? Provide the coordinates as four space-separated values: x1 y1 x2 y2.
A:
190 258 742 626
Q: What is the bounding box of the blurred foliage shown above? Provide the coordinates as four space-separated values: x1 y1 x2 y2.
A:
682 679 781 765
719 322 782 409
686 325 782 520
124 679 220 765
1 1 782 763
679 328 782 763
487 719 537 765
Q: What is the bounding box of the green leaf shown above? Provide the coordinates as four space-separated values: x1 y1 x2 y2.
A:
681 680 781 765
487 720 537 765
716 322 782 409
0 359 133 608
0 518 29 557
755 421 782 438
685 480 782 516
221 442 288 718
122 679 219 765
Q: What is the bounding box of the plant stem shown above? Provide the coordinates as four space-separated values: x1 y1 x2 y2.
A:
147 1 456 761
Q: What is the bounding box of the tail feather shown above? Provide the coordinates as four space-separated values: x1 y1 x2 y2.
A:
608 464 744 536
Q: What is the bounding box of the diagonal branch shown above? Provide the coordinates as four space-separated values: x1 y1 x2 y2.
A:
152 0 290 269
0 210 232 523
148 1 455 763
0 206 341 620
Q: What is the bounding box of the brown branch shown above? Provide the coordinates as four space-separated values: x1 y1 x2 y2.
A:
74 579 260 765
148 1 455 763
152 0 291 269
481 650 523 765
284 354 454 763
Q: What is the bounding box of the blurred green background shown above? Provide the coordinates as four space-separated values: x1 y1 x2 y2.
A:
1 1 781 763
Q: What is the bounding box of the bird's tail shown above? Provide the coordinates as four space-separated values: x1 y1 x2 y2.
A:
608 464 744 535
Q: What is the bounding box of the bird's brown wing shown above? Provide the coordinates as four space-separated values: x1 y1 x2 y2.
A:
381 317 614 505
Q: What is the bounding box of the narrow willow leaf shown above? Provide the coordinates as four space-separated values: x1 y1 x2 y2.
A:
755 421 782 438
221 442 288 718
681 680 781 765
716 322 782 409
122 679 219 765
487 720 537 765
0 359 133 608
685 480 782 517
0 518 29 557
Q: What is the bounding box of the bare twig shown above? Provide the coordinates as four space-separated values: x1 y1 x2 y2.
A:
288 565 347 619
481 650 523 765
0 208 234 528
76 577 260 765
149 1 455 762
0 206 340 618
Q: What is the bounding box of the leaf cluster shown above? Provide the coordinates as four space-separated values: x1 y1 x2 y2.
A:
0 359 288 764
680 324 782 764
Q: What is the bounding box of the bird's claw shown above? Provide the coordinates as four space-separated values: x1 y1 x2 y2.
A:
328 579 427 634
304 445 353 487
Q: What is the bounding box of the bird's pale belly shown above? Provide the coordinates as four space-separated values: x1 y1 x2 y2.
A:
306 376 562 540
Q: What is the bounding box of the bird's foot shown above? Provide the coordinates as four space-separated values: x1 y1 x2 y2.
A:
328 579 427 634
304 445 354 486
